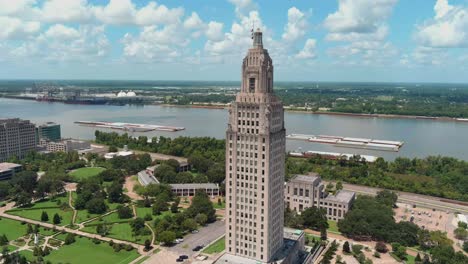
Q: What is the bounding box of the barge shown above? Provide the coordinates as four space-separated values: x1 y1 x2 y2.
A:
287 133 404 152
75 121 185 132
289 150 378 163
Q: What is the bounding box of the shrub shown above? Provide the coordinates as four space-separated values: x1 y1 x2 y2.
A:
375 241 388 253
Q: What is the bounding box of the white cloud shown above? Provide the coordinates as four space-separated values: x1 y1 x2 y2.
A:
134 2 184 26
416 0 468 48
0 16 40 39
92 0 136 25
121 25 189 62
282 7 308 43
40 0 93 23
205 21 224 41
324 0 397 34
324 0 398 65
295 39 316 59
0 0 36 16
93 0 184 26
10 25 109 62
184 12 204 30
228 0 255 13
44 24 80 40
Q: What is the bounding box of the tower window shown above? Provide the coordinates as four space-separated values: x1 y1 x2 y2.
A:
249 78 255 92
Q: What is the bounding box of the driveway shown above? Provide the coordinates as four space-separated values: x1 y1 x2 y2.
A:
145 220 225 264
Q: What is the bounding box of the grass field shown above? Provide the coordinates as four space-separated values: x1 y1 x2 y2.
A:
327 220 341 234
69 167 106 181
71 191 124 223
21 194 69 210
212 200 225 209
82 222 152 245
23 236 140 264
7 207 74 226
0 218 28 241
202 236 225 254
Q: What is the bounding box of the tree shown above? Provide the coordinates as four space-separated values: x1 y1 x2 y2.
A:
152 198 169 215
320 227 327 241
0 234 8 246
86 198 108 214
301 207 328 230
41 211 49 222
108 181 124 203
130 218 146 234
109 146 118 152
343 241 351 253
96 224 110 236
117 206 133 219
170 198 179 213
376 190 398 207
53 213 61 225
186 191 216 222
454 227 468 240
26 224 33 234
144 239 152 251
158 231 176 245
154 164 177 183
463 241 468 253
458 221 468 229
64 233 75 245
335 181 343 191
182 219 198 231
415 253 422 263
375 241 388 253
195 213 208 226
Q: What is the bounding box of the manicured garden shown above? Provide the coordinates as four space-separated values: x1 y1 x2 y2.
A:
69 167 106 181
81 221 152 245
7 207 74 226
327 220 340 234
21 236 140 264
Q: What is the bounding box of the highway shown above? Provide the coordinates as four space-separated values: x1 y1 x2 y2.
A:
330 182 468 214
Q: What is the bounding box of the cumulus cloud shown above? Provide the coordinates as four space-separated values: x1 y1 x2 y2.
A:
324 0 398 65
282 7 308 43
416 0 468 48
295 39 316 59
0 16 40 39
40 0 93 23
10 25 109 61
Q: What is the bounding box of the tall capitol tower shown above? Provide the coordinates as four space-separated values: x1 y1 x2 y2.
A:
224 29 286 263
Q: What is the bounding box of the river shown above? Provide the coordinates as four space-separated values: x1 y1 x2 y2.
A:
1 98 467 161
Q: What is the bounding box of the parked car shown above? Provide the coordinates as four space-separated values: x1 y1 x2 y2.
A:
176 258 183 262
192 245 203 251
179 255 189 260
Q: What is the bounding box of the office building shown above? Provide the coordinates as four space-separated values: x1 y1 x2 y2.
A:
0 162 22 181
39 138 90 153
0 118 36 162
36 122 61 142
284 174 355 221
219 29 309 264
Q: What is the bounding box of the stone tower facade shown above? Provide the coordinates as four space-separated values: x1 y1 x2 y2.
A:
225 29 286 263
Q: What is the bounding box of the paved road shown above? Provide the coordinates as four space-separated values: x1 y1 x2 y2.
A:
332 182 468 214
145 220 225 264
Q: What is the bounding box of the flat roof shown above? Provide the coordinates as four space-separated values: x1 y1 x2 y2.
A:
324 190 355 203
0 163 21 172
171 183 219 189
290 174 320 184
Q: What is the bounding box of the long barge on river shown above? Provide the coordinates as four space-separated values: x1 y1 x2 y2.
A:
287 133 404 152
75 121 185 132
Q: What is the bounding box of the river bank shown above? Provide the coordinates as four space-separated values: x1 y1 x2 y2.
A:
161 103 468 123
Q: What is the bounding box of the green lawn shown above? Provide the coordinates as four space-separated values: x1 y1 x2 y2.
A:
24 236 140 264
82 222 152 245
21 194 69 210
7 207 74 226
69 167 106 181
202 236 225 254
0 217 28 241
71 191 124 223
327 220 341 234
212 200 225 209
135 206 174 222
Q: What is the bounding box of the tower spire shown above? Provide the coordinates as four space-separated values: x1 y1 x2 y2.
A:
252 28 263 48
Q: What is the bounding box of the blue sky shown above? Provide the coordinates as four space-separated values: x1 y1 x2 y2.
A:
1 0 468 82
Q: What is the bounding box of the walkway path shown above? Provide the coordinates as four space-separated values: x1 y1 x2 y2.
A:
0 210 147 255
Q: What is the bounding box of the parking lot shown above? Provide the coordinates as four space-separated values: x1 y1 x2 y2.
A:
144 220 225 264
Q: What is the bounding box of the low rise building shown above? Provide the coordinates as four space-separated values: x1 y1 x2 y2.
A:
103 150 133 159
0 162 22 181
137 166 160 186
39 139 91 153
284 174 355 221
170 183 219 197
